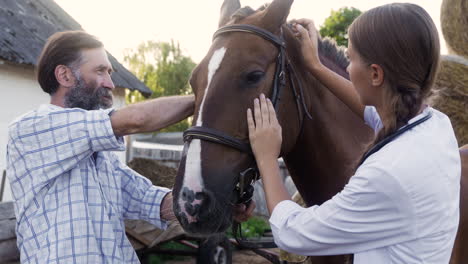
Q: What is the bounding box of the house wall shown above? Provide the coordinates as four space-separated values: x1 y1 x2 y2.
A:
0 62 128 202
0 63 49 202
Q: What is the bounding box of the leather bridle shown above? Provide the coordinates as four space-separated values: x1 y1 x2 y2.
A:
214 24 288 108
183 24 313 208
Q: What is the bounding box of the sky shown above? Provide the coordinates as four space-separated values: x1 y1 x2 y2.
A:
54 0 447 64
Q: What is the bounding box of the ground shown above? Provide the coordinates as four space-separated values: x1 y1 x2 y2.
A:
165 249 279 264
128 158 178 188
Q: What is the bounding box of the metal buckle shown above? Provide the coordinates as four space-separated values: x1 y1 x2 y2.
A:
236 167 259 204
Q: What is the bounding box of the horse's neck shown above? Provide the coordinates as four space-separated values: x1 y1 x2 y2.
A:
283 36 373 206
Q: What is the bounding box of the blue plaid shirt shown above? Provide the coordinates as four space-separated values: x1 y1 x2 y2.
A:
7 104 170 264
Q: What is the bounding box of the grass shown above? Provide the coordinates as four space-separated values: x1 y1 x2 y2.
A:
145 241 194 264
227 216 271 238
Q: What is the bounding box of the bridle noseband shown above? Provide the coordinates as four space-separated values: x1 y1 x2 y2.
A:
183 24 312 207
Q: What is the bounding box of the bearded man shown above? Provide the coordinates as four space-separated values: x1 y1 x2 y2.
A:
6 31 253 263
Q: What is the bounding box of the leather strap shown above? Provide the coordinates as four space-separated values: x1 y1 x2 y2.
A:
213 24 285 48
184 126 253 154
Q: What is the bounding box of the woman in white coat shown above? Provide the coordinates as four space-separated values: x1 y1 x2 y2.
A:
247 3 461 263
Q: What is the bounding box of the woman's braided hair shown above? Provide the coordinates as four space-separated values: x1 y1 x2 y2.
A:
348 3 440 147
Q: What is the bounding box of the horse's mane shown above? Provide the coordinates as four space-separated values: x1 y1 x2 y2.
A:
318 38 349 70
230 5 349 71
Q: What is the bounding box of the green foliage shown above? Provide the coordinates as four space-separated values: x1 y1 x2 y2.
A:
124 40 196 132
226 216 271 238
319 7 362 47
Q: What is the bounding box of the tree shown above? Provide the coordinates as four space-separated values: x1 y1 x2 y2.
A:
319 7 362 47
124 40 196 132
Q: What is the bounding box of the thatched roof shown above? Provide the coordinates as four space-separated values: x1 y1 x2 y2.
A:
441 0 468 57
433 55 468 146
0 0 151 96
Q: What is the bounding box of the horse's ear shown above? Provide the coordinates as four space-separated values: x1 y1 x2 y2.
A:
219 0 241 27
261 0 294 32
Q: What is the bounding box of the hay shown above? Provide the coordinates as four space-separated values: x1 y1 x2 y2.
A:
432 55 468 146
441 0 468 57
127 158 177 188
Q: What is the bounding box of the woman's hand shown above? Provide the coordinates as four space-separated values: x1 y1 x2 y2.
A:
290 18 322 72
247 94 282 165
247 94 290 214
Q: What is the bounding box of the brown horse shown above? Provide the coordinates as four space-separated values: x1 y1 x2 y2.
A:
172 0 466 263
451 145 468 264
173 0 369 262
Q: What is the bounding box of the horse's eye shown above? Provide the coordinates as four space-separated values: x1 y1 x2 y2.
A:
245 71 265 85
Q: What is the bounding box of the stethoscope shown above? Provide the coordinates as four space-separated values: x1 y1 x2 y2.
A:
358 111 433 166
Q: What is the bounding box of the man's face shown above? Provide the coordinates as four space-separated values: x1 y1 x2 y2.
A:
64 48 115 110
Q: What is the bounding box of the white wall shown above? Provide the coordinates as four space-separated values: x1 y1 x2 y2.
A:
0 63 49 202
0 62 128 201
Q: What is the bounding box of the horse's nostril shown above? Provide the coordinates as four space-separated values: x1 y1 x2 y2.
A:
197 192 216 220
181 187 195 203
181 189 214 219
185 203 200 216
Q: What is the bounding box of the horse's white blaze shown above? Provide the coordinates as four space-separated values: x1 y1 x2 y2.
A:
180 48 227 213
196 47 227 126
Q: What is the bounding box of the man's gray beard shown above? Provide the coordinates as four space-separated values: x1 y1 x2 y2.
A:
64 72 112 110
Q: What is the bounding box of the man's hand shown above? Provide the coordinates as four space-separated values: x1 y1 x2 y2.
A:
232 201 256 223
160 192 177 222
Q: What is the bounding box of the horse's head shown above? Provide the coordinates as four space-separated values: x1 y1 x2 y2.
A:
173 0 301 235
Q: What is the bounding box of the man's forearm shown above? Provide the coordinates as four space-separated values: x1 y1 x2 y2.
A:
111 95 195 136
135 95 195 133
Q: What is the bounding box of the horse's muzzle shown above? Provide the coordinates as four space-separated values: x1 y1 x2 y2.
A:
173 187 232 235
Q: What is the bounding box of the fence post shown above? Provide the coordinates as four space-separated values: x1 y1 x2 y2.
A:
0 170 6 202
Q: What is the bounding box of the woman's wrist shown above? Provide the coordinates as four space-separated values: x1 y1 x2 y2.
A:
257 155 278 168
306 57 324 74
257 157 280 178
